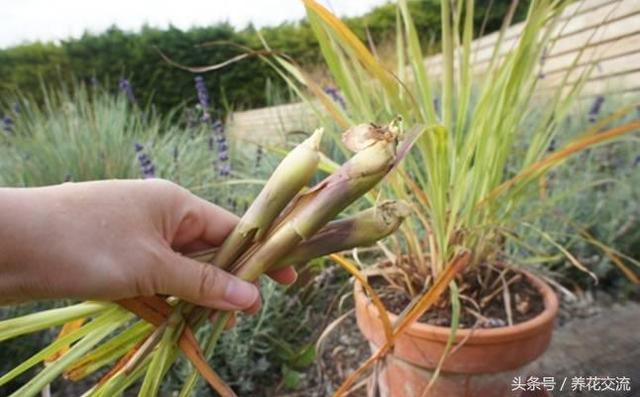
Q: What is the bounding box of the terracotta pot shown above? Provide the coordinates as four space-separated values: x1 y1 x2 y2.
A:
354 269 559 397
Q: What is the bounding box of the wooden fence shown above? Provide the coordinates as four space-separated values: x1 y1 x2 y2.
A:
228 0 640 142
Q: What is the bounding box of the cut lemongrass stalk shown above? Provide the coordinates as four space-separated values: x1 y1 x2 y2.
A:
0 301 111 343
232 122 398 280
213 128 323 270
273 200 410 268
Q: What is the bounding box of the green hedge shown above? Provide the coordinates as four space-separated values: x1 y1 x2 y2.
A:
0 1 528 113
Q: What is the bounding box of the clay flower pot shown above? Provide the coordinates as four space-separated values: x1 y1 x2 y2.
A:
354 269 559 397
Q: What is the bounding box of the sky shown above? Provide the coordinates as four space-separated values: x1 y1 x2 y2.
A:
0 0 390 49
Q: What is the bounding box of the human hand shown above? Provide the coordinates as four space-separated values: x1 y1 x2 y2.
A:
0 179 297 312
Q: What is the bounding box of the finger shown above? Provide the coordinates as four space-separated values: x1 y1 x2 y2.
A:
266 266 298 285
172 193 239 249
155 250 259 311
244 296 262 315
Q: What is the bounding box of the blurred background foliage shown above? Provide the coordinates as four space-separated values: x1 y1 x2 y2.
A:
0 1 529 114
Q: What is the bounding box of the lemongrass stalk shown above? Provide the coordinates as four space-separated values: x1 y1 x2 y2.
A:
213 128 324 269
272 200 410 268
232 122 398 280
0 301 111 343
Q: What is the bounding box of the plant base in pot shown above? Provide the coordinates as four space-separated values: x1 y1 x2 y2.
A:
354 267 559 397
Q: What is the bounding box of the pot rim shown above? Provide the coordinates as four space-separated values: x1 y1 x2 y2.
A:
354 267 559 344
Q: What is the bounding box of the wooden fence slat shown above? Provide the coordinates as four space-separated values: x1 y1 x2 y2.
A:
425 0 639 77
228 0 639 140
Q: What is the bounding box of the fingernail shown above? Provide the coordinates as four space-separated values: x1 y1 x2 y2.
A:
224 278 258 309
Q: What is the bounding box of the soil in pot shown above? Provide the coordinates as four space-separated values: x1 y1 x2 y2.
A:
371 264 546 329
357 262 559 397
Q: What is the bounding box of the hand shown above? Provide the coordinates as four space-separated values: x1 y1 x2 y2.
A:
0 179 297 312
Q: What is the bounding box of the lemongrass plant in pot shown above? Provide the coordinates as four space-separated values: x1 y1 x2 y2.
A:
264 0 640 396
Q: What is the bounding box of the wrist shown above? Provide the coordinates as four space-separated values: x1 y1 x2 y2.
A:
0 186 59 301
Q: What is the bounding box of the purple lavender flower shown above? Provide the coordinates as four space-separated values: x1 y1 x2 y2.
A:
194 76 231 177
133 142 156 179
588 95 605 123
323 85 346 109
2 115 13 134
119 79 137 105
13 102 21 114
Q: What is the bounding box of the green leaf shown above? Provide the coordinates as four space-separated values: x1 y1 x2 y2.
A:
0 302 111 343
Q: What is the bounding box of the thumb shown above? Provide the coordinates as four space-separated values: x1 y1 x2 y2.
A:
154 250 259 311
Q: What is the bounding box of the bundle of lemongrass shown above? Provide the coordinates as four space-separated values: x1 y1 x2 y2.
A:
0 121 413 397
